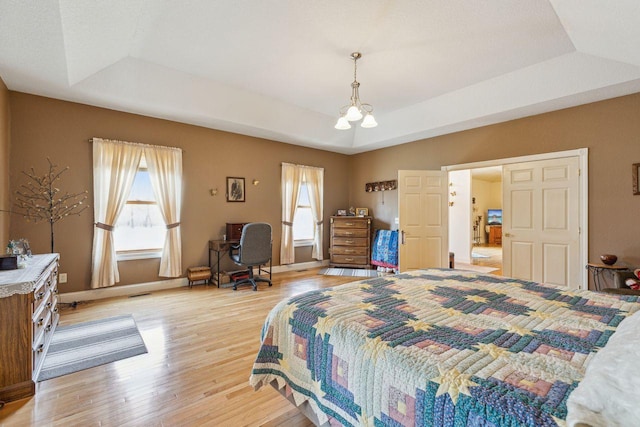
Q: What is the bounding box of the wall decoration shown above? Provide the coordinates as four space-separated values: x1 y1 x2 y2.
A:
226 177 245 202
365 180 397 192
633 163 640 195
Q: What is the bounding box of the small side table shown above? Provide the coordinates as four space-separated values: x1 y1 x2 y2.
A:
585 263 629 291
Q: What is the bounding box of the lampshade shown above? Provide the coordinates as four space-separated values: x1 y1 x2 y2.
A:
334 116 351 130
361 113 378 128
345 105 363 121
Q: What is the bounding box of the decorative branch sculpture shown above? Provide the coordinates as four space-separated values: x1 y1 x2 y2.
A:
13 158 88 253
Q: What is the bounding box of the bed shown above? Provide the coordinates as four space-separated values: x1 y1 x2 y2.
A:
249 269 640 426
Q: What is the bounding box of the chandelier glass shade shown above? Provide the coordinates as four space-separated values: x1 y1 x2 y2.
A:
334 52 378 130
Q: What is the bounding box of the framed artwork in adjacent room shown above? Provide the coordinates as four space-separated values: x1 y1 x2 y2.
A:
226 177 245 202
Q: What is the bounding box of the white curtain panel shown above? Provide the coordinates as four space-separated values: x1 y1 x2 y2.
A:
91 139 143 288
302 166 324 260
144 145 183 277
280 163 303 264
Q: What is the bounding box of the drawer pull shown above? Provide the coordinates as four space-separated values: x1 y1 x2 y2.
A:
345 240 354 244
345 249 355 253
37 318 44 327
345 258 354 262
36 344 44 353
345 222 354 226
344 232 353 235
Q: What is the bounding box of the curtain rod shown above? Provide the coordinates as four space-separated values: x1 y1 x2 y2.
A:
281 162 324 170
88 137 184 152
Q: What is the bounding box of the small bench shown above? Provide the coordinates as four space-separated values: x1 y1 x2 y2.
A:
187 266 212 287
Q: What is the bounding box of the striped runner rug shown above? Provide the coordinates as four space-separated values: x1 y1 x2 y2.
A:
318 268 383 278
38 315 147 381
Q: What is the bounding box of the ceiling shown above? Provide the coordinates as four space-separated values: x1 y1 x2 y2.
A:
1 1 639 154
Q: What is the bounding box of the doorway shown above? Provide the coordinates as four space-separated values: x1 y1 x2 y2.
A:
446 166 503 275
444 148 588 288
471 166 503 275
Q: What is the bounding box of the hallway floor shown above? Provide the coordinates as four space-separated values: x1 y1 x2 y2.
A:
471 244 503 275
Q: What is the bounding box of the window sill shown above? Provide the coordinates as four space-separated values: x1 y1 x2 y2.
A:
117 250 162 261
294 240 314 248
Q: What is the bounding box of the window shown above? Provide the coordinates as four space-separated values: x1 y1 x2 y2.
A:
293 181 314 245
113 155 165 258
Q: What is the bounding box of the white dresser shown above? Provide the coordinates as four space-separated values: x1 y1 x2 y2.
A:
0 254 59 404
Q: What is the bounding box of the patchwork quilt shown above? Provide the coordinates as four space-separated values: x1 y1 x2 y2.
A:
249 269 640 426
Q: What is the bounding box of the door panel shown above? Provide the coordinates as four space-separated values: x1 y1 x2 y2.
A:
511 241 534 280
503 157 580 288
543 243 569 285
511 190 533 229
398 170 447 272
543 188 568 230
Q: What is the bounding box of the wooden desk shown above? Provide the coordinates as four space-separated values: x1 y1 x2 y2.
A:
208 240 238 287
585 263 629 291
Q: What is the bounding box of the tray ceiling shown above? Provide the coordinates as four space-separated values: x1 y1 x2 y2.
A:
1 0 639 154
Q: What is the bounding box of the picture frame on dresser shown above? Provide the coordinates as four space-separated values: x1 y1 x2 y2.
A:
356 207 368 217
226 177 245 202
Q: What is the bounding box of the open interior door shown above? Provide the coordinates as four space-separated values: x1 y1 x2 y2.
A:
502 157 581 288
398 170 448 272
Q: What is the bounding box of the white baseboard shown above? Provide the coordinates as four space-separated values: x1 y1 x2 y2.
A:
59 278 188 303
59 260 330 303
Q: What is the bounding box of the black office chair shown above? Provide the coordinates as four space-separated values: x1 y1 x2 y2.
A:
229 223 273 291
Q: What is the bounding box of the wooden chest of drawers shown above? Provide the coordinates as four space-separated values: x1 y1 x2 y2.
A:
226 223 248 241
329 216 371 268
0 254 59 403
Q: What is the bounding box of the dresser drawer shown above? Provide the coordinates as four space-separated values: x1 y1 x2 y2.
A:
332 237 368 247
331 254 368 265
331 246 368 256
332 218 369 229
333 228 368 238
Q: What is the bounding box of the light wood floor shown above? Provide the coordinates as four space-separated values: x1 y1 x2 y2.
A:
0 269 355 427
471 244 503 276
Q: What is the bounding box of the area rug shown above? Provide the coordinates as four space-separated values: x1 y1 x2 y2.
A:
455 262 499 274
38 315 147 381
318 268 383 278
471 252 490 258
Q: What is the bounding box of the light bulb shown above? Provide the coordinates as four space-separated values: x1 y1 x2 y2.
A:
334 116 351 130
361 113 378 128
345 105 363 121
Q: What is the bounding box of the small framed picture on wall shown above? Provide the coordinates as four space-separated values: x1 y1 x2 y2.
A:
226 177 245 202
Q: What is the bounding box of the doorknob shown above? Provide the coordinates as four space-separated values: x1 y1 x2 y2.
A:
504 232 513 237
401 230 406 245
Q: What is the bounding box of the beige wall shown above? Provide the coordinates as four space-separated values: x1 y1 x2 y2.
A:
7 89 640 293
349 92 640 279
8 92 349 292
0 77 9 246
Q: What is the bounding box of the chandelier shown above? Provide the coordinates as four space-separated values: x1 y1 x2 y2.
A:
334 52 378 130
